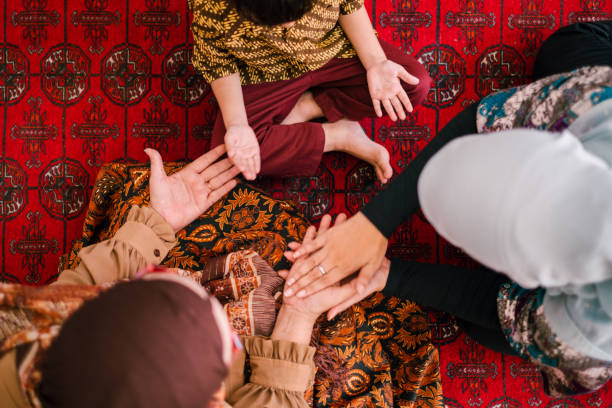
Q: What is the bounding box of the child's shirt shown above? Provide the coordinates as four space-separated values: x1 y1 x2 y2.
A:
189 0 364 85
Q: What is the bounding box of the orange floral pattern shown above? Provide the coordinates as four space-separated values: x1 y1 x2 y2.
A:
58 162 442 408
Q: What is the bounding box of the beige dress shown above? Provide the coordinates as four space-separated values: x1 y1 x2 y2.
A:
0 206 315 408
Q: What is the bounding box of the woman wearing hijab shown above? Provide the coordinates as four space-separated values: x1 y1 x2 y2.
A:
0 144 363 408
282 21 612 396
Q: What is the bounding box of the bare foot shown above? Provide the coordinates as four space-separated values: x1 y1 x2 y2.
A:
281 91 324 125
323 119 393 183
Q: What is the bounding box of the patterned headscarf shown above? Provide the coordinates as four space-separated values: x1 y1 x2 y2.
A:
37 279 228 408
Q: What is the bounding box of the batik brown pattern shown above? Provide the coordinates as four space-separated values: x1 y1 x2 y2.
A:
314 293 442 408
58 162 309 273
0 283 109 407
57 161 442 408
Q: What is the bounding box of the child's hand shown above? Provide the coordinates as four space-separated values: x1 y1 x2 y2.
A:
367 59 420 121
225 125 261 180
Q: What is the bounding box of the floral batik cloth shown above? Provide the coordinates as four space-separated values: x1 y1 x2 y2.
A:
497 284 612 397
477 65 612 133
476 65 612 396
57 161 443 408
0 283 107 407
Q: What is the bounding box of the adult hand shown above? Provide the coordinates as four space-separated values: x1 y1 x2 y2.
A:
282 214 391 320
145 145 240 232
225 124 261 180
367 59 420 121
282 256 390 321
324 258 390 320
273 214 360 344
283 211 388 299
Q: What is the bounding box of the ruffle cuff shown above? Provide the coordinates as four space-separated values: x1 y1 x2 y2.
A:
114 206 177 264
242 336 316 392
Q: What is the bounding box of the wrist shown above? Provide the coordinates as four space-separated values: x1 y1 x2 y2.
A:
271 304 317 345
363 56 388 71
355 211 386 240
225 121 249 130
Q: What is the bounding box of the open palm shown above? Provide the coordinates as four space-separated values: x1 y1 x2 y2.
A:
225 124 261 180
367 59 420 121
145 145 240 232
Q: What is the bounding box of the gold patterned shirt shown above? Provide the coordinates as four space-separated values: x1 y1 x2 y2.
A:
189 0 364 85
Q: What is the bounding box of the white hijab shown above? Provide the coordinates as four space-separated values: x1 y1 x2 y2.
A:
417 106 612 289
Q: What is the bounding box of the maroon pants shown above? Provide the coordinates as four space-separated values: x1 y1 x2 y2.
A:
211 39 432 177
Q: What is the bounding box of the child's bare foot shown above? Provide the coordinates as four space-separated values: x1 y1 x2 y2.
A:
281 91 324 125
323 119 393 183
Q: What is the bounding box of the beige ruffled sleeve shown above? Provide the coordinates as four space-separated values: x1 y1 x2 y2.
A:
53 206 177 286
226 336 316 408
0 350 28 408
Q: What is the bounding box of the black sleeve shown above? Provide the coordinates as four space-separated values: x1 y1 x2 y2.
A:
382 258 509 330
361 101 480 238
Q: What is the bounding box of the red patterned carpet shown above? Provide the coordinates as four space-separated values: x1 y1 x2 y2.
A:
1 0 611 406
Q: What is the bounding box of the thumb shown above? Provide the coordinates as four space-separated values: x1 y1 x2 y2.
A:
352 261 378 295
398 67 420 85
144 148 166 182
327 300 354 321
326 281 365 320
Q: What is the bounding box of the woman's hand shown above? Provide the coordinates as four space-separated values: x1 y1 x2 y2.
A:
367 59 420 121
145 145 240 232
274 214 374 344
279 214 349 314
283 212 388 300
282 214 391 320
225 124 261 181
324 258 390 320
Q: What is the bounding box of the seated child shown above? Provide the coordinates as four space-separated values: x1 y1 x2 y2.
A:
189 0 432 181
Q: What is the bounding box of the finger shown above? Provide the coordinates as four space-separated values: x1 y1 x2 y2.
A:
390 96 406 120
382 99 397 121
283 227 316 267
284 249 326 289
206 179 238 204
374 166 383 184
398 68 420 85
200 158 233 181
317 214 332 235
228 154 247 176
277 270 289 279
286 257 329 295
284 242 302 262
284 251 296 262
327 290 363 320
334 213 348 225
303 225 317 244
352 261 379 295
292 234 326 259
254 150 261 174
398 89 413 114
323 283 363 320
208 165 241 190
144 148 167 181
245 157 256 180
189 144 227 173
293 264 344 299
373 99 383 118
